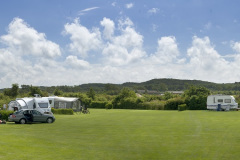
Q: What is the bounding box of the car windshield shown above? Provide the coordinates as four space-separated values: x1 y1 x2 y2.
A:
38 103 48 108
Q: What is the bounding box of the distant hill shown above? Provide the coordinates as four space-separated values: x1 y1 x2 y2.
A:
41 78 240 93
2 78 240 93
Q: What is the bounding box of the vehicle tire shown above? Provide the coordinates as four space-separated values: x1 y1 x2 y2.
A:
19 118 26 124
46 118 53 123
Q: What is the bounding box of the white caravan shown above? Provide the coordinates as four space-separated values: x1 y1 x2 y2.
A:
8 97 51 113
207 95 238 110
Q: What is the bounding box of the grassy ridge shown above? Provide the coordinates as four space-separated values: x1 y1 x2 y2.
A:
1 109 240 159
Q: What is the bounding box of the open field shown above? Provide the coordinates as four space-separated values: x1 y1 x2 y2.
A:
1 109 240 160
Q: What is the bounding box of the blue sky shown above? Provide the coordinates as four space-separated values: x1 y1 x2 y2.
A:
1 0 240 88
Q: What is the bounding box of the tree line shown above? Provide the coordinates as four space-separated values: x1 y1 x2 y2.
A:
1 82 240 111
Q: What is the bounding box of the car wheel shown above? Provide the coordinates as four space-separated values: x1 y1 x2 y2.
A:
19 118 26 124
46 118 53 123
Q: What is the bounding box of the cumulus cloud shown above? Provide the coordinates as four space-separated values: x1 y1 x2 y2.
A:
65 55 90 69
149 36 183 64
102 17 146 65
231 41 240 53
100 17 115 40
186 36 231 82
0 18 61 58
63 18 102 58
2 17 240 88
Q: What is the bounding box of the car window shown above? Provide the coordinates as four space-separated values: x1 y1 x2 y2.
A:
32 110 42 115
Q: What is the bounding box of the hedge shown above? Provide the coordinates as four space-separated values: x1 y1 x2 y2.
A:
140 100 165 110
178 104 187 111
0 110 14 121
51 108 74 115
90 101 108 109
164 98 185 110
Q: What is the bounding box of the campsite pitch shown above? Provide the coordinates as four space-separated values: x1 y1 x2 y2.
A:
1 109 240 160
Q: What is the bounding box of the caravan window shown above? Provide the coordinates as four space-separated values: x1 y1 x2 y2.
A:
224 99 231 103
217 99 223 103
38 103 48 108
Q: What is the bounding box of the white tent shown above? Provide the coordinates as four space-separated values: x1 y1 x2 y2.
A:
48 97 81 111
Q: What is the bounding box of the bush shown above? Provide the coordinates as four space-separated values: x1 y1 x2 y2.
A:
90 101 108 109
164 98 184 110
0 110 14 121
105 102 113 109
178 104 187 111
51 108 74 115
140 100 165 110
186 95 207 110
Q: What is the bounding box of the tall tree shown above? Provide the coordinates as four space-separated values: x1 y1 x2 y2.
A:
3 83 19 97
29 85 43 97
87 88 96 100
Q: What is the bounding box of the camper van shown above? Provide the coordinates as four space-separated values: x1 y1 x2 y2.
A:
8 97 51 113
207 95 238 111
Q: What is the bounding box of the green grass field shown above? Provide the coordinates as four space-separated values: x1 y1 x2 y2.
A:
1 109 240 160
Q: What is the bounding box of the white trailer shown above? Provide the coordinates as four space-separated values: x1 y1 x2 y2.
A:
8 97 51 113
207 95 238 111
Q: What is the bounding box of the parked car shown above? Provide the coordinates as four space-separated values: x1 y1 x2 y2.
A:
8 109 55 124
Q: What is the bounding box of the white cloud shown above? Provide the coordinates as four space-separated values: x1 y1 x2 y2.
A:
65 55 90 69
231 41 240 62
149 36 183 64
148 8 159 14
63 18 102 58
102 17 146 65
231 41 240 53
79 7 99 15
126 3 134 9
2 17 240 88
100 17 115 40
186 36 232 82
0 18 61 58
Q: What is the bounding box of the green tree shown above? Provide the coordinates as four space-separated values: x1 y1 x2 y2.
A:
164 92 173 100
87 88 96 100
184 86 210 110
54 88 63 96
29 86 43 97
3 83 19 97
112 88 137 108
184 86 210 97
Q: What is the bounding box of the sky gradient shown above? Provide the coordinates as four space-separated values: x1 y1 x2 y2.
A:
1 0 240 88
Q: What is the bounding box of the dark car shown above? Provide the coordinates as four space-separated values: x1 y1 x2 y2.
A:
8 109 55 124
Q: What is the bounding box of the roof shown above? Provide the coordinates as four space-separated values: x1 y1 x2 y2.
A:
53 97 79 102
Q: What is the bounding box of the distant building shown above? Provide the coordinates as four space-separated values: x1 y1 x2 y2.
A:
136 90 184 95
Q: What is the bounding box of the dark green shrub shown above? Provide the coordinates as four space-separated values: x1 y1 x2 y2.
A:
105 102 113 109
140 100 165 110
51 108 74 115
0 110 14 121
178 104 187 111
186 95 207 110
90 101 108 109
164 98 184 110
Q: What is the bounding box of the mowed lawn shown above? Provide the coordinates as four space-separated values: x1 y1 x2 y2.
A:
1 109 240 160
